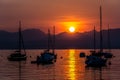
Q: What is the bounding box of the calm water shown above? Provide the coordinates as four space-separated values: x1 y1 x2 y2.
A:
0 49 120 80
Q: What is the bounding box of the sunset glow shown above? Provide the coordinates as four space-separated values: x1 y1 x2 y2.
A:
69 26 75 32
0 0 119 33
0 0 119 79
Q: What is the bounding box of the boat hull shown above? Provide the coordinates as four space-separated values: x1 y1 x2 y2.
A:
31 52 57 65
85 56 107 67
8 53 27 61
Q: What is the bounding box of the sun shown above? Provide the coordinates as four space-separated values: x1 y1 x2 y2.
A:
69 26 75 32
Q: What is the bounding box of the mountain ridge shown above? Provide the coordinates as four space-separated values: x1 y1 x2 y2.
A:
0 28 120 49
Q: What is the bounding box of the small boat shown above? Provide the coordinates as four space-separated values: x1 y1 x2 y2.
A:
79 52 85 57
85 55 107 67
31 26 57 64
8 21 27 61
31 50 57 64
102 52 113 58
8 51 26 61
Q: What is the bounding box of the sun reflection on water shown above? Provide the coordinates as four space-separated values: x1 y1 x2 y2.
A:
68 49 76 80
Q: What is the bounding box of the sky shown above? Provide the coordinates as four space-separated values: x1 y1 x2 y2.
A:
0 0 120 33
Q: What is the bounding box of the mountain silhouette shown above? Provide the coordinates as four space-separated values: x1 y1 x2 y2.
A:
0 28 120 49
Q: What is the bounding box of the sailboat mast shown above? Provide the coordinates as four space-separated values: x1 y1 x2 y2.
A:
100 5 103 53
52 26 55 54
108 24 111 52
48 29 50 51
94 26 96 52
19 21 22 54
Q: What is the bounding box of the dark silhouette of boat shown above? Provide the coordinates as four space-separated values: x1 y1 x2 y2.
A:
8 21 27 61
103 24 113 58
31 26 57 64
85 5 107 67
90 25 113 59
34 49 57 64
79 52 86 57
85 54 107 67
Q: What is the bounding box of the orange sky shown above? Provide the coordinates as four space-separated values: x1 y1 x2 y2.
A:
0 0 120 33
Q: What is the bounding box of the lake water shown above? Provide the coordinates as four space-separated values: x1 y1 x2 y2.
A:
0 49 120 80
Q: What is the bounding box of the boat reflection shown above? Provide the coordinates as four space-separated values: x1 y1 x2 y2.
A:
85 67 104 80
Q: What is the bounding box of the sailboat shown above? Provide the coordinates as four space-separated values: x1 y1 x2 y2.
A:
31 26 57 64
89 26 97 56
102 24 113 58
85 5 107 67
8 21 27 61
